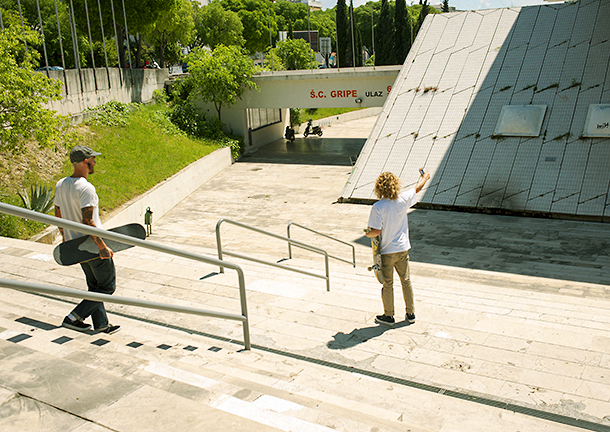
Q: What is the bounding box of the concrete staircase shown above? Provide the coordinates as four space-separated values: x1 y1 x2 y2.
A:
0 235 437 432
1 233 609 432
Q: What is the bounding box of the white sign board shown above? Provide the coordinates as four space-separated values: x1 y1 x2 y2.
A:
494 105 547 137
583 104 610 137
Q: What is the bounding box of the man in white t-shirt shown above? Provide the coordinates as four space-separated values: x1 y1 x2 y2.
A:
54 146 120 334
365 170 430 326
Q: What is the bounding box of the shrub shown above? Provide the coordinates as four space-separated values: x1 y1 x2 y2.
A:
85 101 141 127
152 88 168 104
168 101 226 140
19 185 54 213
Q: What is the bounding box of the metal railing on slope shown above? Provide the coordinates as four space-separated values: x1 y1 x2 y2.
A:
287 222 356 268
215 218 331 291
0 202 251 350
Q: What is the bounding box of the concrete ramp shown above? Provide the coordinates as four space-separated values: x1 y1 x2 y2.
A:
341 0 610 221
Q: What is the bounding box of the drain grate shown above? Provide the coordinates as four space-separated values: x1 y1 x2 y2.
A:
7 334 31 343
91 339 109 347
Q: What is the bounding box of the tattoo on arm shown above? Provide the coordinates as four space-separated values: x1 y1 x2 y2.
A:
82 207 106 250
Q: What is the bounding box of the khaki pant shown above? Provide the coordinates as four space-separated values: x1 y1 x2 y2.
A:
380 251 414 317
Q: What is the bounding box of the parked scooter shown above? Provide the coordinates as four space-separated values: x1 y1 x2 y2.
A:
303 119 323 137
285 125 295 142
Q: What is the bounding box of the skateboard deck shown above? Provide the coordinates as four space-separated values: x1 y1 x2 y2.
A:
53 223 146 266
367 234 384 284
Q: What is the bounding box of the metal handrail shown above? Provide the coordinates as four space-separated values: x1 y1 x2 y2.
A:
287 222 356 268
215 218 331 291
0 202 251 350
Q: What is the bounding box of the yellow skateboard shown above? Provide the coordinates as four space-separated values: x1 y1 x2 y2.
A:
367 233 384 284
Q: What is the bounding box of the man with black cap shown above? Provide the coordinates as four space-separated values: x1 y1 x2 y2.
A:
54 145 120 334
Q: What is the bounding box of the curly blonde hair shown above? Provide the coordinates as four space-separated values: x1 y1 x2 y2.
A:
374 172 401 200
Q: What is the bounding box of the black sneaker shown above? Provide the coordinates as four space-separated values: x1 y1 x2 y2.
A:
62 316 91 332
406 313 416 324
96 324 121 334
375 315 395 326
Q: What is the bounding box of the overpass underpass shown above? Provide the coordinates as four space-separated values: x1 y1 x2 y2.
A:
194 66 401 151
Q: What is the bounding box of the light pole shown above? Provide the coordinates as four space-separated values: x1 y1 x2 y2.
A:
370 5 375 67
409 0 413 48
350 1 355 68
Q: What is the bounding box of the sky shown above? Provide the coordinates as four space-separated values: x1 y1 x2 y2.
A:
319 0 560 11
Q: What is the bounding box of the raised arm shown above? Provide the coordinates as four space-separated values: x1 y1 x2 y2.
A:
415 172 431 193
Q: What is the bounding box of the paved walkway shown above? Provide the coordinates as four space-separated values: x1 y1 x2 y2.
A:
148 116 610 427
1 115 609 431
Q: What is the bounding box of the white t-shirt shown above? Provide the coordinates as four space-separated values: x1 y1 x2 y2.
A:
54 176 103 241
367 188 417 255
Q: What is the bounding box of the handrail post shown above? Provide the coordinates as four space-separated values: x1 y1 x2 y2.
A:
286 222 356 268
216 219 225 274
287 223 293 259
235 267 250 350
216 218 332 291
324 251 330 292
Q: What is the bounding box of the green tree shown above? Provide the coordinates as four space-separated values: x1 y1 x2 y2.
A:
352 2 379 62
416 0 430 33
442 0 450 12
395 0 411 64
375 0 395 65
308 9 336 47
146 0 194 67
221 0 277 54
335 0 351 67
273 38 314 70
0 0 90 68
193 1 245 49
63 0 175 68
180 45 257 122
273 0 307 34
355 23 363 67
0 16 67 152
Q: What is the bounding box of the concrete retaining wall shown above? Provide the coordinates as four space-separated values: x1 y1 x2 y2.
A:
43 68 169 118
306 107 382 129
103 147 232 229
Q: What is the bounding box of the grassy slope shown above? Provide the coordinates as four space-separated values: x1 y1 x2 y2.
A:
1 103 226 238
79 104 223 214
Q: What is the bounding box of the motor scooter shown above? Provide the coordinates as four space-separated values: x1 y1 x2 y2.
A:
303 119 323 137
285 125 295 142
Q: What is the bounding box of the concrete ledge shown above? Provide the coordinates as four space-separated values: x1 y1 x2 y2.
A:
33 147 233 244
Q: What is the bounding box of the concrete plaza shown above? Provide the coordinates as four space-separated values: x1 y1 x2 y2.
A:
0 115 609 431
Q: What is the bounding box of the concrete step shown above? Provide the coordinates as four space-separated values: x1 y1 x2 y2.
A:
2 235 610 430
0 289 435 432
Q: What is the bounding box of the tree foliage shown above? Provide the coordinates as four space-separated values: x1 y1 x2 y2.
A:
193 1 244 49
335 0 351 67
0 15 68 152
146 0 194 68
375 0 395 65
273 38 314 70
178 45 257 122
395 0 411 64
416 0 431 33
221 0 277 55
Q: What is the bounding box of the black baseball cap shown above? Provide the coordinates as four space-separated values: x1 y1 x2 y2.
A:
70 145 102 163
